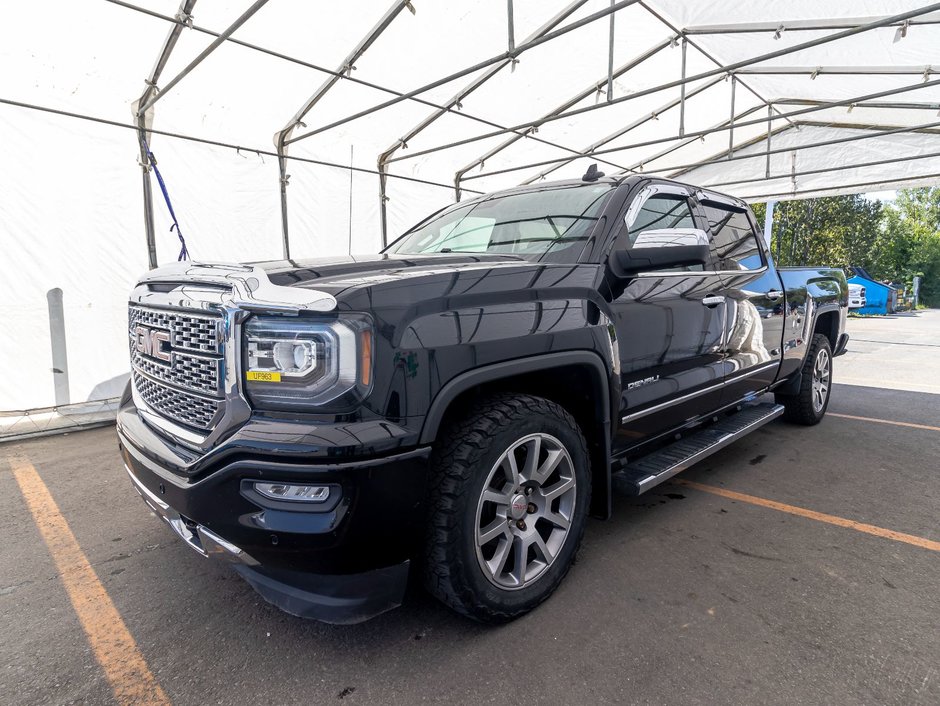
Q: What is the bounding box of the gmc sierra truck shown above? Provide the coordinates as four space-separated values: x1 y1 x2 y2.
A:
118 171 848 624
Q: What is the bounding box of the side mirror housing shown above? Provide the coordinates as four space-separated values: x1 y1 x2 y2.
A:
609 227 710 278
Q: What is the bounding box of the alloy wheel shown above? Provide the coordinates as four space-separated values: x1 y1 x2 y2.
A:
474 433 577 590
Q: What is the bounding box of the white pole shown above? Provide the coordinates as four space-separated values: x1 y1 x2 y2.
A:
763 200 775 250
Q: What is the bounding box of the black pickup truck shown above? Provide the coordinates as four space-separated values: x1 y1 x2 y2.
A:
118 172 848 624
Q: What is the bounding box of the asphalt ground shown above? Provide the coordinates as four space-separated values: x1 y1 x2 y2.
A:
2 311 939 705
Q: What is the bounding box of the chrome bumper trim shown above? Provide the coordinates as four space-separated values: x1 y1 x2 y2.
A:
124 463 257 566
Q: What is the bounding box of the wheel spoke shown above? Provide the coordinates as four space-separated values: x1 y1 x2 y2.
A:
531 532 553 564
487 536 512 578
544 509 571 531
501 452 520 487
510 535 528 585
482 489 510 506
478 518 508 546
521 436 541 482
531 448 564 484
541 476 575 503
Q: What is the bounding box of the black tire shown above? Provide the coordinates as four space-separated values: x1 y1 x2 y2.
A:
424 393 591 623
775 333 833 425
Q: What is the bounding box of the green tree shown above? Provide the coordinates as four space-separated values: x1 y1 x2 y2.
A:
754 195 883 271
883 188 940 305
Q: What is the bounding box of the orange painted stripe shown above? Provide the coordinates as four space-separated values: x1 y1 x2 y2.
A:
12 460 170 706
828 412 940 433
675 479 940 553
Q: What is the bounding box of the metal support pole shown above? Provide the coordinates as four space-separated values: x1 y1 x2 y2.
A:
763 201 775 249
137 0 269 115
679 36 687 137
765 104 773 178
47 288 70 407
727 75 736 158
348 145 354 254
138 133 158 269
135 0 198 269
607 0 616 101
274 0 414 262
378 164 390 248
277 153 291 259
507 0 515 52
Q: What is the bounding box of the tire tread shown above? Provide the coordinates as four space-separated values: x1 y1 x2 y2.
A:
424 393 590 623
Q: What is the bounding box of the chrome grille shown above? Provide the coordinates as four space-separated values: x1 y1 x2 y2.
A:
133 372 220 430
129 307 221 354
129 305 224 431
132 351 220 396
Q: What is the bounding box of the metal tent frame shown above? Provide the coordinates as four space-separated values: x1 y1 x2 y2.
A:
117 0 940 260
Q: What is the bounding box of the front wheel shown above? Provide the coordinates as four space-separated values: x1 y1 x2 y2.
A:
424 393 591 623
776 333 832 425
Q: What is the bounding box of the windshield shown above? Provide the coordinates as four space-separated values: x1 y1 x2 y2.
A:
387 183 616 264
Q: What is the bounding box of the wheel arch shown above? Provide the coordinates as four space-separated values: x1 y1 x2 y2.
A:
420 351 614 519
813 307 840 349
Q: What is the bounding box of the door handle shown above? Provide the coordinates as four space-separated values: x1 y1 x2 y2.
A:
702 295 725 308
765 289 784 301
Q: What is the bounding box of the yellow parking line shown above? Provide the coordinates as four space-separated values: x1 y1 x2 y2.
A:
675 479 940 553
11 459 170 706
828 412 940 433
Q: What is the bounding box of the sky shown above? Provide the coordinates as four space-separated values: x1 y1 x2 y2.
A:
864 190 897 202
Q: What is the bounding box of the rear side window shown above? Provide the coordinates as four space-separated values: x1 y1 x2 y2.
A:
702 204 764 271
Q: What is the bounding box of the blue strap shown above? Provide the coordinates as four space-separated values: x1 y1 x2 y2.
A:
142 137 189 261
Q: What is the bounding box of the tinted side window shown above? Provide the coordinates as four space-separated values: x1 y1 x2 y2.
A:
703 204 764 271
627 194 696 243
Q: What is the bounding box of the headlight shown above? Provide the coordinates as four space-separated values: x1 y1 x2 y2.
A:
243 316 373 410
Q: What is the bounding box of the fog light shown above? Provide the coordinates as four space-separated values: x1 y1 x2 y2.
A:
253 482 331 503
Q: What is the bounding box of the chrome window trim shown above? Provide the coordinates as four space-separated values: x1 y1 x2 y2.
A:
634 266 769 278
623 183 693 231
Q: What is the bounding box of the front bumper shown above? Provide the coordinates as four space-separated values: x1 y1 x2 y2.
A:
118 403 430 624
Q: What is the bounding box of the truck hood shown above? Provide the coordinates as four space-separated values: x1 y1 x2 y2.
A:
258 253 541 296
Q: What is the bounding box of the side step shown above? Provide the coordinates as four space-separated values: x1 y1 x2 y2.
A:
612 403 784 496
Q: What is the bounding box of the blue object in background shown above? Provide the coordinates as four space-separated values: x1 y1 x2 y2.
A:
847 267 896 315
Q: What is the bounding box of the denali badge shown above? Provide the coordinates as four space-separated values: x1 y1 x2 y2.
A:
627 375 660 391
135 326 171 363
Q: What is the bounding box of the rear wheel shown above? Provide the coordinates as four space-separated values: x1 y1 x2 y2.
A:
424 393 590 623
776 333 832 425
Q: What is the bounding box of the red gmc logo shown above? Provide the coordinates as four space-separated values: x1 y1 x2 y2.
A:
135 326 171 363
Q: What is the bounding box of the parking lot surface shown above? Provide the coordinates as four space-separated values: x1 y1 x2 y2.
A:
2 311 939 705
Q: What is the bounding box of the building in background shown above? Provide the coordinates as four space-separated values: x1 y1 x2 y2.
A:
847 267 897 315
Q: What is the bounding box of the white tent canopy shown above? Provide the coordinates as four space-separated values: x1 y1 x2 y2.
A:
2 0 940 425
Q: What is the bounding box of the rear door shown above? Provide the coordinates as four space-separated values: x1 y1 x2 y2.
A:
609 183 727 454
700 195 785 402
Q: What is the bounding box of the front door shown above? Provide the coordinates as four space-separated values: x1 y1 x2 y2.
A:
609 184 727 455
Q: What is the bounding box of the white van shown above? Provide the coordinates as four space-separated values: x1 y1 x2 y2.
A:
848 283 866 309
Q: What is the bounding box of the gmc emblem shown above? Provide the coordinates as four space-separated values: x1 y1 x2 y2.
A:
135 326 171 363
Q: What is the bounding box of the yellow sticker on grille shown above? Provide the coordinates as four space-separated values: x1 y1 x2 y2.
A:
246 371 281 383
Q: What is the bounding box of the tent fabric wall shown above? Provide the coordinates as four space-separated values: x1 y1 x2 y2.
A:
2 0 940 422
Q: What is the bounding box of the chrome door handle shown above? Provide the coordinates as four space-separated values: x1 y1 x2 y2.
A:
702 295 725 307
765 289 784 301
